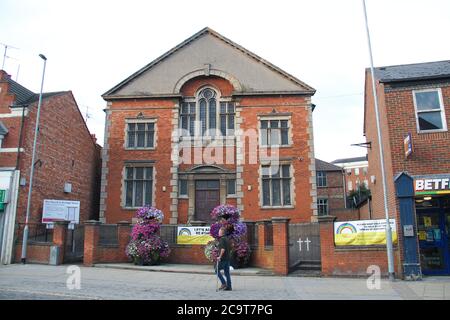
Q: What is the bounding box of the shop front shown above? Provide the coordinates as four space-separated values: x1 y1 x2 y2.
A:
414 175 450 275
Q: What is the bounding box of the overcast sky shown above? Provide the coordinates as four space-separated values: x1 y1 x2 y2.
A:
1 0 449 162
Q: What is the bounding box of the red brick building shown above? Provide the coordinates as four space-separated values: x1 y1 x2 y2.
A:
0 70 101 264
315 159 346 215
331 156 370 194
364 60 450 276
100 27 317 225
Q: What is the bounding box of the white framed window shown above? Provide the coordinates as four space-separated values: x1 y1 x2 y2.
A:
180 87 235 137
348 181 353 191
354 168 360 176
125 119 156 149
261 164 292 207
317 198 329 216
316 171 327 187
413 88 447 133
260 118 290 147
124 166 154 208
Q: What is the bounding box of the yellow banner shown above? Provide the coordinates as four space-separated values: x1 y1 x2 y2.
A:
177 227 213 245
334 219 397 246
177 234 214 245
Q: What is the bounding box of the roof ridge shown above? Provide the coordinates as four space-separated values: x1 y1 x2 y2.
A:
371 59 450 70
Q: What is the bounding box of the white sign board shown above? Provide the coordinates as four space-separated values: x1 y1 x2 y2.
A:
42 199 80 226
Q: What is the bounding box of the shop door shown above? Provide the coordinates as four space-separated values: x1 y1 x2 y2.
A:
417 203 450 275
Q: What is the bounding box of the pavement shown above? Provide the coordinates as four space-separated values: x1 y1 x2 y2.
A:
0 263 450 300
94 263 275 276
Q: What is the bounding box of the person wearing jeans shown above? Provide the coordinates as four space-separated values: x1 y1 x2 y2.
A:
217 227 232 291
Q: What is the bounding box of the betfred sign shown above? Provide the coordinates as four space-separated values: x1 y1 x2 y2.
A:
415 177 450 195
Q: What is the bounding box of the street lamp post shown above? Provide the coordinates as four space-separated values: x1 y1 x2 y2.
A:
21 54 47 264
361 0 396 281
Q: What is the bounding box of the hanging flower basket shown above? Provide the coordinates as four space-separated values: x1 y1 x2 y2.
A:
126 206 170 265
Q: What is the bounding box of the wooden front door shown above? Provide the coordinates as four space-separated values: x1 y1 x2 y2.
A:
195 180 220 222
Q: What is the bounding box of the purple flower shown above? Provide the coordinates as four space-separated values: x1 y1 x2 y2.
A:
210 204 240 222
136 206 164 222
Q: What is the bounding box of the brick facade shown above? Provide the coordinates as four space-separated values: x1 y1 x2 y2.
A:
364 62 450 277
0 70 101 264
100 29 316 225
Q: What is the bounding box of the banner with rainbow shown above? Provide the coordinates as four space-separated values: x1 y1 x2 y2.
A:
334 219 397 246
177 226 214 245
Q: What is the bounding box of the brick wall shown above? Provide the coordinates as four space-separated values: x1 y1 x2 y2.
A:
319 216 402 277
14 92 101 225
316 170 345 214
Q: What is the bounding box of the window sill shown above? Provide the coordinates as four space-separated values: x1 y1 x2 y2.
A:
259 145 292 148
417 129 448 134
124 147 156 151
261 205 294 210
178 196 189 199
226 195 237 199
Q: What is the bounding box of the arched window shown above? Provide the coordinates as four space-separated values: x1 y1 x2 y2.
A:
180 87 235 137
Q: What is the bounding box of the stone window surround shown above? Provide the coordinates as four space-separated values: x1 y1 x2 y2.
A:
259 160 295 210
120 160 156 210
180 86 235 139
257 113 293 148
123 117 158 150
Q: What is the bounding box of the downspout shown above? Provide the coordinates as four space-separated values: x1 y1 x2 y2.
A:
342 168 347 209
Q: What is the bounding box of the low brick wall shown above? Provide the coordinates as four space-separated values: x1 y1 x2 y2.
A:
165 245 210 265
83 218 291 275
15 243 52 264
319 215 401 278
14 221 69 265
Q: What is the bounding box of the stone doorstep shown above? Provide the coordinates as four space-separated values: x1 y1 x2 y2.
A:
93 263 275 276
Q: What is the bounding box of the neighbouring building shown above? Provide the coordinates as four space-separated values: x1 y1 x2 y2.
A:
100 27 317 226
0 70 102 264
364 60 450 277
331 156 370 193
315 159 346 215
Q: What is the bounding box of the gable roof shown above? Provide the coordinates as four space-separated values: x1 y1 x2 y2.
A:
371 60 450 83
315 158 343 172
103 27 315 99
11 91 68 107
5 77 35 105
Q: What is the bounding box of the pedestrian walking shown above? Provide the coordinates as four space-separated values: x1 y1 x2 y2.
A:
216 226 232 291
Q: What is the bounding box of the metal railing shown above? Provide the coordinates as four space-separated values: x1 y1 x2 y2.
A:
16 223 53 243
98 224 118 246
160 224 178 245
